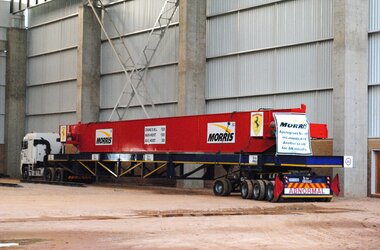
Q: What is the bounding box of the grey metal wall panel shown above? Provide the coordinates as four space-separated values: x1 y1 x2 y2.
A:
100 104 177 122
0 28 6 41
27 49 77 85
206 90 333 136
369 32 380 85
207 0 239 16
207 0 332 58
369 0 380 32
0 86 4 115
100 65 178 109
28 17 78 56
206 56 238 99
276 0 332 45
0 0 7 144
0 1 10 27
102 0 178 39
369 85 380 137
206 14 238 57
274 41 332 92
145 65 178 104
101 26 178 74
26 113 76 133
207 41 332 98
28 0 81 27
26 81 76 115
0 56 5 85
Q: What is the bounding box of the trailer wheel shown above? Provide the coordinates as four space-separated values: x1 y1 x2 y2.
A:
21 166 29 180
44 167 54 182
213 179 231 196
252 180 266 200
54 168 64 182
264 181 274 201
241 180 253 199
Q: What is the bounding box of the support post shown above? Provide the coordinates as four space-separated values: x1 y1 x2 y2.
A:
177 0 206 116
4 28 27 177
77 4 101 123
177 0 206 189
333 0 368 197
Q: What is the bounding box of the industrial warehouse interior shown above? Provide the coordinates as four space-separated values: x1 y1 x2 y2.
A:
0 0 379 249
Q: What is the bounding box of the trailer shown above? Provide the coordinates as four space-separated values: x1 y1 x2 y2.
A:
20 104 350 201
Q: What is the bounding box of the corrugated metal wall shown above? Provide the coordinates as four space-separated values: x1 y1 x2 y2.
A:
206 0 334 135
0 0 10 144
26 0 81 132
100 0 179 121
369 0 380 137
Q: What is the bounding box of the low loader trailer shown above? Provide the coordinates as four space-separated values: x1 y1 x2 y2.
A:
20 104 351 202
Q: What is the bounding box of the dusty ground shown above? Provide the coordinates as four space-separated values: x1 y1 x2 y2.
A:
0 179 379 249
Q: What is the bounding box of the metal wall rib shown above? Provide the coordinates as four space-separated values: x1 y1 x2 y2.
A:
100 0 179 120
26 1 81 133
369 0 380 137
0 0 10 144
0 54 5 143
206 0 333 135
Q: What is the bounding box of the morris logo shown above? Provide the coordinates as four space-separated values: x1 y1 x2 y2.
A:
95 129 113 145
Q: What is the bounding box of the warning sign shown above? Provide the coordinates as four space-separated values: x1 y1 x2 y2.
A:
273 113 312 155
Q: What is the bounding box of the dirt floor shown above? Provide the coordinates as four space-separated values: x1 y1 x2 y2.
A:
0 179 379 249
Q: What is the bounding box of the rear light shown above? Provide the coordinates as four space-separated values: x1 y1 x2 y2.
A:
331 174 340 196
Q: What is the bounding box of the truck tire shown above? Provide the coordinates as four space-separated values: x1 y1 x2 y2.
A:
241 179 253 199
44 167 55 182
252 179 266 200
264 181 274 201
21 165 29 180
213 179 231 196
54 168 64 182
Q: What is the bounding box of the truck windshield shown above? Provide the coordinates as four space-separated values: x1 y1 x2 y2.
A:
22 141 28 149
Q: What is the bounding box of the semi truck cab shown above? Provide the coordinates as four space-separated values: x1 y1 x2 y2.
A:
20 133 61 179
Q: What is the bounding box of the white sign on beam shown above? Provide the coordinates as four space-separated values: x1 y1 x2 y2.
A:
273 113 312 156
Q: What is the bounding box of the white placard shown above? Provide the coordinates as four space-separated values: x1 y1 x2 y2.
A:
250 112 264 137
207 122 235 144
274 113 312 155
144 125 166 145
344 156 353 168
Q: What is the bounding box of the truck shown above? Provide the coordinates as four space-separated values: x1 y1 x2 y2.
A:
20 104 348 202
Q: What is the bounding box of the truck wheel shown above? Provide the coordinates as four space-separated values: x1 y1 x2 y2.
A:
264 181 274 201
213 179 231 196
252 180 266 200
44 167 54 182
21 166 29 180
54 168 64 182
241 180 253 199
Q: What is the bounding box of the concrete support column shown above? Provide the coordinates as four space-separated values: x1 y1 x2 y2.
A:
5 28 26 177
333 0 368 197
177 0 206 188
177 0 206 116
76 5 101 123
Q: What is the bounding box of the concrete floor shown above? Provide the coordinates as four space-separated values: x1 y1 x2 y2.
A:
0 179 379 249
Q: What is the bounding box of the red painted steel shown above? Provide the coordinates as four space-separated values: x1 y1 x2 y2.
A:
64 104 327 154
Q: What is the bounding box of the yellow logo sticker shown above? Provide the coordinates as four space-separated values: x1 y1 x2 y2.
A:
251 112 263 137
